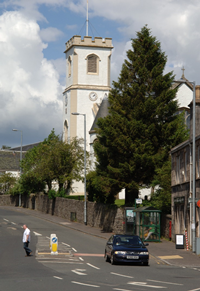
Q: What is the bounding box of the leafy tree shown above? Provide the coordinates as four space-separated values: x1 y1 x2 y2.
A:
0 173 17 194
94 25 188 204
21 129 85 193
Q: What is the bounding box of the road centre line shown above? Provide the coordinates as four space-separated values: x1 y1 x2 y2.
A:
72 269 87 275
147 279 183 286
111 272 133 279
62 242 70 247
33 231 42 236
87 263 100 270
53 276 63 280
128 282 166 288
71 281 100 288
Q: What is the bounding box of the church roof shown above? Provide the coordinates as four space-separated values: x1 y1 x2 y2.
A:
172 69 194 90
89 97 110 133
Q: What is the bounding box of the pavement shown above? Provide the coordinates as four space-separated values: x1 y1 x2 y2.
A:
1 205 200 269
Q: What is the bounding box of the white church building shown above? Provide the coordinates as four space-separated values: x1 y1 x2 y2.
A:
63 33 194 198
63 35 113 194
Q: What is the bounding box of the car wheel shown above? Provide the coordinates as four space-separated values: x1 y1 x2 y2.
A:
105 252 109 262
143 261 149 266
110 254 115 265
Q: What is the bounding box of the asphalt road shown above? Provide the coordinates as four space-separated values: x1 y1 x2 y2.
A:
0 207 200 291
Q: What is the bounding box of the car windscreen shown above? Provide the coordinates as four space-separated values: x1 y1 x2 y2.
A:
115 236 143 246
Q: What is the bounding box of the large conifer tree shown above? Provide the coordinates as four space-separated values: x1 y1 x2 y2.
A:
94 26 188 204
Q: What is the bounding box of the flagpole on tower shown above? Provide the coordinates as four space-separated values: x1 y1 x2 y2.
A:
86 0 88 36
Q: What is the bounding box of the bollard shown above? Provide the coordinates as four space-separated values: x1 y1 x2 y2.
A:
50 234 58 255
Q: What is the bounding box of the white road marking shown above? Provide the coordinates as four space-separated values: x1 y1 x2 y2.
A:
188 288 200 291
79 257 84 261
46 236 50 239
71 269 87 275
72 248 77 252
128 282 166 288
3 219 9 222
113 289 132 291
87 263 100 270
111 272 133 279
53 276 63 280
71 281 100 288
62 242 70 247
147 279 183 286
7 227 16 230
33 231 42 236
11 222 16 225
36 261 83 264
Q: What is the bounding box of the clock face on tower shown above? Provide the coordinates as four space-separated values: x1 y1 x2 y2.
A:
89 91 98 101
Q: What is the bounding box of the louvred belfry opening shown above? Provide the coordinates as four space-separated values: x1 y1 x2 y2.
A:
88 54 97 73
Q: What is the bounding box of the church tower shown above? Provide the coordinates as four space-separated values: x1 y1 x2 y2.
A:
63 35 113 194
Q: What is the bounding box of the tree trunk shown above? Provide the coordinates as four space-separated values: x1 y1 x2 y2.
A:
125 187 139 205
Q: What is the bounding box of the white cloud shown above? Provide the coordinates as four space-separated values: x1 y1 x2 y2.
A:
0 10 63 146
40 27 64 42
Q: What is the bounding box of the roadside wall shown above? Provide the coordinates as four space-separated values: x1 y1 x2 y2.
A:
0 194 124 233
0 194 170 238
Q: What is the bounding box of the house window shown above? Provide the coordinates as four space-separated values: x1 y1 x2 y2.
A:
176 155 180 184
184 151 187 181
87 54 98 74
197 146 200 178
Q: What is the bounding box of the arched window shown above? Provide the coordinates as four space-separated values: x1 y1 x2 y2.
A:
87 54 98 74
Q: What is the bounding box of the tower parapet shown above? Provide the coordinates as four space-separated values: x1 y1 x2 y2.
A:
64 35 113 53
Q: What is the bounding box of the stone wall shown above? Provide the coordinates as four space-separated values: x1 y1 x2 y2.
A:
0 194 124 233
0 194 18 206
0 194 170 237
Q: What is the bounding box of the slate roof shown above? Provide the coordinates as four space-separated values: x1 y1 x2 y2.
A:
10 142 41 152
0 150 26 172
171 73 194 91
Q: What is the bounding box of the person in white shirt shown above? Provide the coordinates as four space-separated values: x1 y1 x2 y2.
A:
22 225 32 257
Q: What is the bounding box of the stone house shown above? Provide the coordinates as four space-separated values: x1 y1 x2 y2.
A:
171 85 200 245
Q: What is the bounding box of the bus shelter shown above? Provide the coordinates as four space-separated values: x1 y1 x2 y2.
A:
125 206 161 242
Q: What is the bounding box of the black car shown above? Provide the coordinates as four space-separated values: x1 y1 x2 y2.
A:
105 234 149 265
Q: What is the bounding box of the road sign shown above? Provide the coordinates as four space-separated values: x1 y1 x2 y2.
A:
135 198 142 204
188 198 199 203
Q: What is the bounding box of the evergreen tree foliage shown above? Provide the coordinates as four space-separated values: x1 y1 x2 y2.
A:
94 26 188 204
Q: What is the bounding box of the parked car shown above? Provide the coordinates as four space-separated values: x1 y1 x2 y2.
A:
105 234 149 265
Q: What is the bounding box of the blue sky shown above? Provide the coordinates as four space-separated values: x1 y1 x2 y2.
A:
0 0 200 148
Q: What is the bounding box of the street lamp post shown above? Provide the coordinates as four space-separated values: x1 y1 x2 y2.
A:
192 81 196 253
174 79 196 252
72 113 87 225
12 129 23 207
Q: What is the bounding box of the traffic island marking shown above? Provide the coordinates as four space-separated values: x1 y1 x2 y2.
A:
37 252 70 255
158 255 183 260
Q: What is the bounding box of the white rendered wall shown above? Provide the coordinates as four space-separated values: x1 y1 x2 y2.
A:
76 47 110 86
175 84 193 108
